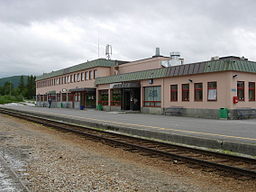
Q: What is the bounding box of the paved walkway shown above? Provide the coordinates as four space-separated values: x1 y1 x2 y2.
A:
2 105 256 146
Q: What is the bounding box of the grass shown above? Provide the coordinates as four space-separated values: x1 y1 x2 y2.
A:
0 95 24 104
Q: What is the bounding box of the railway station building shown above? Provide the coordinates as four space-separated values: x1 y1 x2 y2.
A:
36 50 256 119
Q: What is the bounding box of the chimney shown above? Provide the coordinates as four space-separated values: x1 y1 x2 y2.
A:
153 47 161 58
155 47 160 56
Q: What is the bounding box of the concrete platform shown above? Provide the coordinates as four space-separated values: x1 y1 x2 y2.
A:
1 105 256 157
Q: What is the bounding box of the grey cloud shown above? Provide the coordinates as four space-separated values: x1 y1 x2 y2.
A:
1 0 256 78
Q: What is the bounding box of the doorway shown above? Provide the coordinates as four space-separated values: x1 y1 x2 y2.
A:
121 88 140 111
86 92 96 108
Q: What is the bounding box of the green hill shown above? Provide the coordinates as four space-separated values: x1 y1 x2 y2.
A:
0 76 28 88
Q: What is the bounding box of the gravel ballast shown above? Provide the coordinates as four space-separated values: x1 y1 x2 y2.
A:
0 114 256 192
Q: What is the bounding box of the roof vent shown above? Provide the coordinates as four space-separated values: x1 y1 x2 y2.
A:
152 47 162 58
241 56 248 61
211 56 219 61
105 44 112 60
161 52 184 67
155 47 160 56
219 56 242 60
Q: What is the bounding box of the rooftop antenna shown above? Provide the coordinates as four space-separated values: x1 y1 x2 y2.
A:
105 44 112 60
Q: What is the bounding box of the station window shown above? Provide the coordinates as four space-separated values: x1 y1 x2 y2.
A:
207 82 217 101
68 93 74 101
170 84 178 101
77 73 80 82
111 89 121 106
93 70 97 79
237 81 245 101
85 72 89 80
62 93 67 102
182 84 189 101
144 86 161 107
89 71 92 80
81 72 85 81
57 93 61 102
70 75 73 83
194 83 203 101
98 90 109 105
74 93 80 102
249 82 255 101
74 74 76 82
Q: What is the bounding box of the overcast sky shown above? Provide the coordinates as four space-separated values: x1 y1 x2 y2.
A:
1 0 256 78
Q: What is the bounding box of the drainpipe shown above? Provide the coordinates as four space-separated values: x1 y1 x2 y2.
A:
108 88 111 111
162 78 164 114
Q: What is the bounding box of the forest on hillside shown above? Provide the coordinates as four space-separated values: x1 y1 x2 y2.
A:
0 76 28 87
0 75 36 104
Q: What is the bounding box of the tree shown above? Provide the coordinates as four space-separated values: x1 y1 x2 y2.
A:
25 75 36 99
3 81 13 95
0 86 3 95
18 75 25 95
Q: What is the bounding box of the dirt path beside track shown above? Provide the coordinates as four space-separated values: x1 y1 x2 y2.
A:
0 113 255 192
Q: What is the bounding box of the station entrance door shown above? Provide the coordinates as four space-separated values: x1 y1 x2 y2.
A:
121 88 140 111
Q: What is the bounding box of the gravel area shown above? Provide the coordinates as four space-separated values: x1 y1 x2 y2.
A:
0 113 256 192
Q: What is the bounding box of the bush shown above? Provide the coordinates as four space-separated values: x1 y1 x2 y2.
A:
0 95 24 104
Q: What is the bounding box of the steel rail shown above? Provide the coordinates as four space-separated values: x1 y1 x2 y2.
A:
0 107 256 178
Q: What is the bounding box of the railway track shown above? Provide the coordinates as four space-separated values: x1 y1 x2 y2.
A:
1 107 256 179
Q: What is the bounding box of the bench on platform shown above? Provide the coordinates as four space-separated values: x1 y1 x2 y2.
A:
164 107 184 116
235 108 256 119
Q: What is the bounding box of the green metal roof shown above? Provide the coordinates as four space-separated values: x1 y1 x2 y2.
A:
96 57 256 85
36 58 119 81
96 68 169 85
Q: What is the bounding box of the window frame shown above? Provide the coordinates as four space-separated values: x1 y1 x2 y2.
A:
182 84 190 101
98 90 109 106
89 71 92 80
81 72 85 81
74 74 76 82
70 75 73 83
77 73 80 82
207 81 217 101
194 83 203 102
249 82 255 101
85 72 89 80
170 84 178 102
93 70 97 79
143 86 161 107
237 81 245 101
